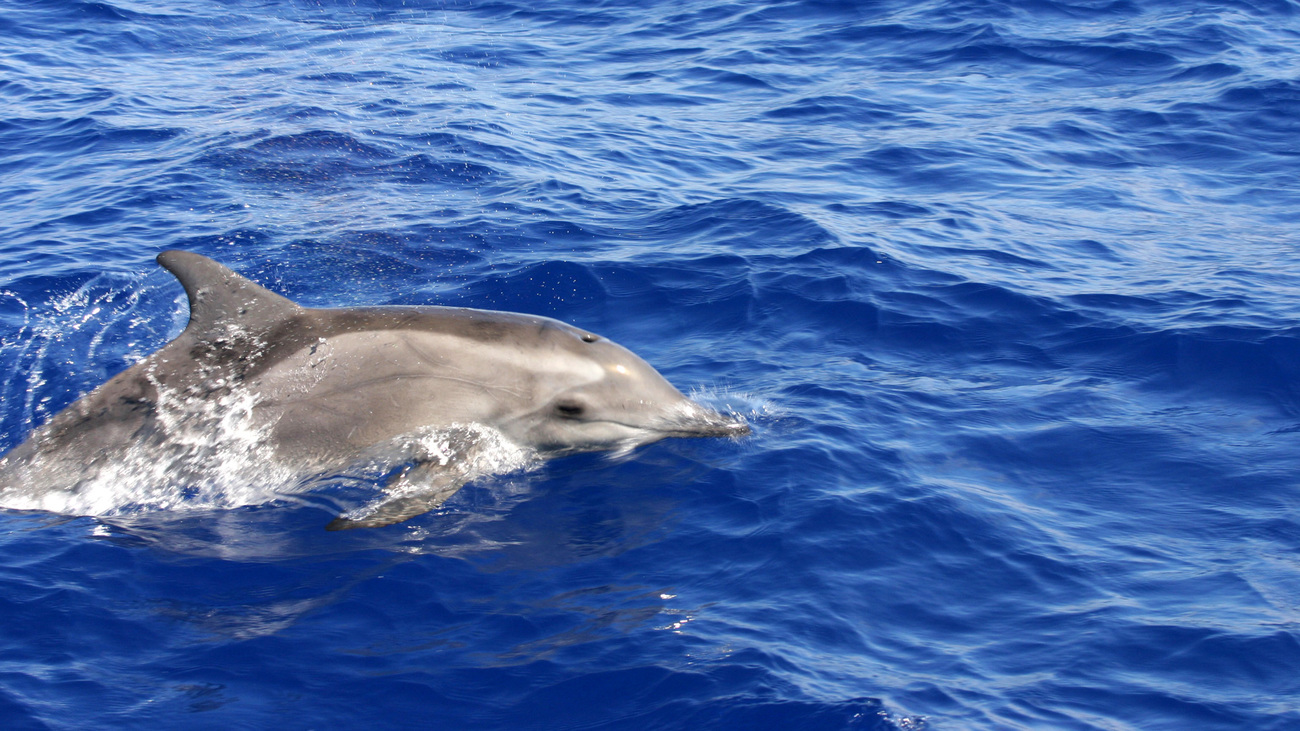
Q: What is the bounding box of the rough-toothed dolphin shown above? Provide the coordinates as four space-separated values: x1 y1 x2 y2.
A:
0 251 748 529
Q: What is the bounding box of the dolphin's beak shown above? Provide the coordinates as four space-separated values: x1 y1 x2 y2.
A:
664 404 752 439
686 418 752 438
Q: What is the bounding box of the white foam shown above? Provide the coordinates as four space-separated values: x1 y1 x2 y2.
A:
337 422 538 519
0 380 294 517
0 408 540 522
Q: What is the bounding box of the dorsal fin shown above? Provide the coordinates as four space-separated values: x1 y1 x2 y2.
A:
156 250 303 335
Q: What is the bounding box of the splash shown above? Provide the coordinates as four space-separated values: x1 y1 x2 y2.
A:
330 422 537 524
0 381 541 520
407 422 534 475
688 385 775 425
0 271 181 442
0 377 294 517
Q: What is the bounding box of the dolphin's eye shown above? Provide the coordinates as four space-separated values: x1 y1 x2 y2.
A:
580 333 598 343
555 400 585 418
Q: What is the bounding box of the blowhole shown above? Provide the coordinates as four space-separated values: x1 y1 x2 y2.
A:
580 333 598 343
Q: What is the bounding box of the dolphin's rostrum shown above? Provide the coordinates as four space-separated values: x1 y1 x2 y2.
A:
0 251 748 529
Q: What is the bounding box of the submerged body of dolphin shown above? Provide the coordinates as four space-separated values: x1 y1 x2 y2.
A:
0 251 748 528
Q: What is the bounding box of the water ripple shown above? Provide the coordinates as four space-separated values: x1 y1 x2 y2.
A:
1 0 1299 728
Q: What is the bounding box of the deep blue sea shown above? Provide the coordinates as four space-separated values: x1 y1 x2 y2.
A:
2 0 1300 728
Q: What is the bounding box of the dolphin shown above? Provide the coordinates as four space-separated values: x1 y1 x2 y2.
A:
0 251 748 529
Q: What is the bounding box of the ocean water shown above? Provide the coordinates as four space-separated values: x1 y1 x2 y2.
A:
2 0 1299 728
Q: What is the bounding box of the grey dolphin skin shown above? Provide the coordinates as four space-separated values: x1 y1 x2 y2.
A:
0 251 748 529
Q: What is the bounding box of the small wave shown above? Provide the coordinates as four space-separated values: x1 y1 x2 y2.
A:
195 130 508 191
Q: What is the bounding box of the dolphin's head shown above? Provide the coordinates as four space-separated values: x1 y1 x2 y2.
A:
500 324 749 455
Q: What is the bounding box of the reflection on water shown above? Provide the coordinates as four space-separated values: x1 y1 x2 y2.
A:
62 445 736 665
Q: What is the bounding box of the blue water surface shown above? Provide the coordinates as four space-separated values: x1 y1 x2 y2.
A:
2 0 1300 728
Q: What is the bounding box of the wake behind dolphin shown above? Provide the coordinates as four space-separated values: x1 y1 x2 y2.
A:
0 252 749 529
